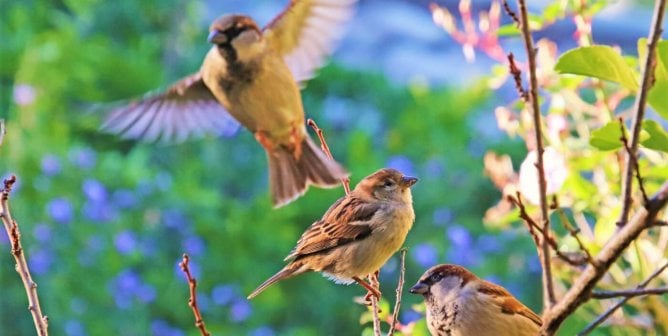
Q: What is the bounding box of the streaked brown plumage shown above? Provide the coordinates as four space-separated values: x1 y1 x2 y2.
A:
102 0 357 207
410 264 542 336
247 168 418 299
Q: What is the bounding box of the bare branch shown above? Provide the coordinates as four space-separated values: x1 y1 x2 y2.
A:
501 0 520 26
618 118 649 205
578 262 668 335
178 254 211 336
1 175 49 336
553 196 595 266
515 0 555 309
541 182 668 334
368 272 382 336
507 53 528 101
617 0 666 227
307 119 351 194
591 286 668 299
387 249 407 336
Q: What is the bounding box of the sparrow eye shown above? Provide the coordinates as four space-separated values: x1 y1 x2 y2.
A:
383 180 395 188
429 273 443 282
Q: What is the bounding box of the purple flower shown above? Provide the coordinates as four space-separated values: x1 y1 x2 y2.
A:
250 326 275 336
69 147 96 170
47 198 73 224
29 249 52 275
112 189 137 209
82 179 107 202
163 209 191 230
82 200 117 222
229 299 252 323
137 283 157 303
115 269 141 292
33 223 52 243
151 320 185 336
476 234 502 253
424 158 445 178
64 319 86 336
412 243 438 268
386 155 416 176
400 310 423 325
41 155 61 176
432 208 453 226
182 235 206 256
114 230 137 255
447 225 472 249
13 84 36 106
212 284 238 306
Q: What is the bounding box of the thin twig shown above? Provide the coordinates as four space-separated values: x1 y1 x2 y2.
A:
618 118 649 205
501 0 520 25
652 220 667 227
179 254 211 336
1 176 49 336
387 249 407 336
553 196 595 266
591 286 668 299
507 53 528 101
307 119 351 194
618 0 666 227
542 182 668 334
515 0 555 309
368 272 382 336
577 262 668 335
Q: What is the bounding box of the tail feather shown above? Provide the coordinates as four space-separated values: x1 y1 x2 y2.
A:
268 136 347 208
247 264 302 299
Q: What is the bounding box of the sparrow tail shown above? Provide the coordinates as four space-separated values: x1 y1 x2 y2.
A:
247 264 303 299
268 136 347 208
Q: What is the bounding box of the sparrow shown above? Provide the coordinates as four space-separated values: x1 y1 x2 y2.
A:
247 168 418 299
101 0 357 207
410 264 542 336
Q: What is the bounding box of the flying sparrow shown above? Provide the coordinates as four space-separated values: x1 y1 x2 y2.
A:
247 168 418 299
102 0 356 207
410 264 542 336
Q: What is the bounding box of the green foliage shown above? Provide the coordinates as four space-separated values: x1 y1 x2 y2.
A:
555 46 639 91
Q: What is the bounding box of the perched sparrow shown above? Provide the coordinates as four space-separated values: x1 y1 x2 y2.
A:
247 168 418 299
410 264 542 336
102 0 357 207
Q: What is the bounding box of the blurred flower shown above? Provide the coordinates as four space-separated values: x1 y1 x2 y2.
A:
137 283 157 303
475 234 502 253
400 310 423 325
68 147 96 170
447 225 472 249
112 189 138 209
182 235 206 256
13 84 36 106
547 113 567 140
47 197 73 224
33 223 52 243
212 284 239 306
386 155 415 177
519 147 568 205
174 258 200 282
251 326 276 336
229 299 252 323
432 207 453 226
110 269 141 309
28 249 53 275
424 157 445 178
82 200 117 222
82 179 108 202
114 230 137 255
380 255 398 276
0 230 8 245
163 209 191 230
64 319 86 336
151 319 185 336
412 243 438 268
79 235 105 265
41 155 61 176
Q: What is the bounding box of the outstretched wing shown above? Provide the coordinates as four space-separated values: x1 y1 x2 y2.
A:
263 0 357 84
285 195 380 261
101 73 240 143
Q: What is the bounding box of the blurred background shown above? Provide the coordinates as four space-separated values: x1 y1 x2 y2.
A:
0 0 662 335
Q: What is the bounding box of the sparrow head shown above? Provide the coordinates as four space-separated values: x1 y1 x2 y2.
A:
208 15 262 52
356 168 418 202
410 264 477 300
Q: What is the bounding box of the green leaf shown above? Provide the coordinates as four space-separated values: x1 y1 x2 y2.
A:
647 40 668 118
555 46 639 90
590 120 624 150
641 120 668 152
497 23 521 37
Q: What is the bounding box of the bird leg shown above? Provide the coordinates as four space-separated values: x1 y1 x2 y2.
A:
289 123 303 160
254 130 274 153
353 275 381 303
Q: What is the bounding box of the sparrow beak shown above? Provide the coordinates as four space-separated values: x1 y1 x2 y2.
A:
207 30 227 44
401 176 418 188
409 282 429 295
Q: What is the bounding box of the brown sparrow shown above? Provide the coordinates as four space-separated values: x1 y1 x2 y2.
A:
247 168 418 299
410 264 542 336
102 1 356 207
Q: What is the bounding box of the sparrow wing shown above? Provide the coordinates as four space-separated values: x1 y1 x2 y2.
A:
478 282 543 327
101 73 240 143
285 195 380 261
263 0 357 84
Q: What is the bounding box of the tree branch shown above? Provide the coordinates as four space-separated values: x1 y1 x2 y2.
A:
515 0 555 308
541 182 668 334
307 119 351 194
617 0 666 227
387 249 407 336
578 262 668 335
591 286 668 299
1 175 49 336
179 254 211 336
618 118 649 205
